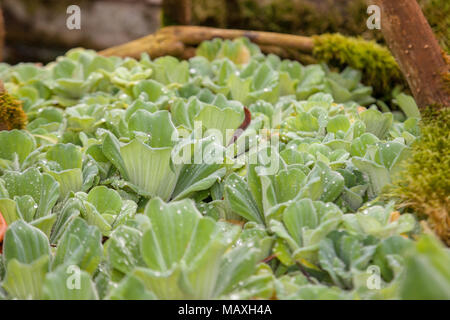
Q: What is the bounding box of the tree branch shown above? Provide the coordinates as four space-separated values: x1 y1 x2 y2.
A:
99 26 314 60
0 8 4 62
371 0 450 108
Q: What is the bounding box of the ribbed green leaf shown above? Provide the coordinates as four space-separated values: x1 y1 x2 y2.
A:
2 255 49 300
3 220 50 265
43 266 98 300
53 217 102 274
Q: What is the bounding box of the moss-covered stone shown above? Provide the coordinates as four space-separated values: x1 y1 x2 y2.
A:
0 92 28 130
312 33 404 97
388 106 450 245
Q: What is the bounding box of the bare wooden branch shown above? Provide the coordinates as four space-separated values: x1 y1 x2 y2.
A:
372 0 450 108
170 26 314 51
99 26 314 61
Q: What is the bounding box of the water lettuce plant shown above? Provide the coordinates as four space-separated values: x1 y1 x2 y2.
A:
0 38 448 300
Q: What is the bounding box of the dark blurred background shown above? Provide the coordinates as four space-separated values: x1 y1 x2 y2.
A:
1 0 448 64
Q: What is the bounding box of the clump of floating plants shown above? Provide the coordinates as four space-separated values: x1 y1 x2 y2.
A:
0 38 448 300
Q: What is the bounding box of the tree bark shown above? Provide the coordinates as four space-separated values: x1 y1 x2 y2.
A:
162 0 192 25
0 8 4 62
371 0 450 108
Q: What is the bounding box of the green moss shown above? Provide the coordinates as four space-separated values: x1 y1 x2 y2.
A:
0 92 28 130
388 106 450 245
312 33 404 97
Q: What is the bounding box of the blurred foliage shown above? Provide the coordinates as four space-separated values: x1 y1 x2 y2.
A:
188 0 449 53
191 0 377 39
419 0 450 53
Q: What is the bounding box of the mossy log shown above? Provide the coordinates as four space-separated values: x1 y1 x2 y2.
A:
372 0 450 108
